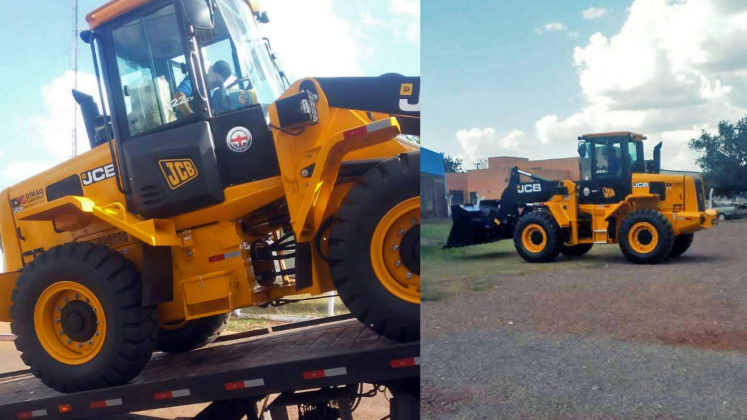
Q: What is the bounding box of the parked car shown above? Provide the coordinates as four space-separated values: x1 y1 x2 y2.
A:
713 202 746 220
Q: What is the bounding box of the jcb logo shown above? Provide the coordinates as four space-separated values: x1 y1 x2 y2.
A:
159 159 198 190
400 83 413 96
399 83 419 112
602 187 615 198
633 182 649 188
517 183 542 193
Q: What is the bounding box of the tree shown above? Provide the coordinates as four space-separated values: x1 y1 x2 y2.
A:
689 117 747 196
443 154 463 173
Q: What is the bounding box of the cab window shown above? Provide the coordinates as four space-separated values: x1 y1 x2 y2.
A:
111 4 192 137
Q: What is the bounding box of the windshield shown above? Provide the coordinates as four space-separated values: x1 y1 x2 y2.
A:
579 139 623 180
193 0 285 116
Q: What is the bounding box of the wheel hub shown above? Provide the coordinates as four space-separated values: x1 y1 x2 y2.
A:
33 281 107 365
400 226 420 275
60 300 98 342
370 197 420 304
522 224 547 253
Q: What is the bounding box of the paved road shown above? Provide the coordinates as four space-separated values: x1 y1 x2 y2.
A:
423 328 747 419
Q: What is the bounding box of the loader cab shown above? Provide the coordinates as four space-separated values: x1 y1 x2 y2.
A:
576 132 645 204
83 0 287 218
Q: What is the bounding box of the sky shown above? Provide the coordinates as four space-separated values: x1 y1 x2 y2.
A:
423 0 747 171
0 0 420 190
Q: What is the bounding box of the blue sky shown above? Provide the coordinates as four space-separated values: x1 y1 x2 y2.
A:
0 0 419 189
423 0 747 171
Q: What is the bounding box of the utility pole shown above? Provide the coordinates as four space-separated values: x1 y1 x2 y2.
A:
72 0 78 158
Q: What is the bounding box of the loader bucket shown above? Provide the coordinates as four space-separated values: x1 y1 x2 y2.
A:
443 202 505 248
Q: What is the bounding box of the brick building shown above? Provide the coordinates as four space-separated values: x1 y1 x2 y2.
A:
446 156 580 204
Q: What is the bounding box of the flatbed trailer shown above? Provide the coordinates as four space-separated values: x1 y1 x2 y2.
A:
0 315 419 420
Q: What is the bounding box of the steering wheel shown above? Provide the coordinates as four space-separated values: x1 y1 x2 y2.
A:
225 77 254 90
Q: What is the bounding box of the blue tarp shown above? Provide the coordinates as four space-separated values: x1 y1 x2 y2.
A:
421 147 445 176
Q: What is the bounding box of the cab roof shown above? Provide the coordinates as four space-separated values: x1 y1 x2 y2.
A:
86 0 152 29
87 0 262 29
578 131 646 141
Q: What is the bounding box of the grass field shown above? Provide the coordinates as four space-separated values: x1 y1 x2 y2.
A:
422 218 618 301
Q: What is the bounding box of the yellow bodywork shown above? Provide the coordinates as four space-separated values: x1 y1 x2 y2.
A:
542 173 716 246
0 78 416 324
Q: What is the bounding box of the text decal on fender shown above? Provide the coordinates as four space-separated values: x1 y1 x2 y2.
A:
81 163 116 186
159 158 199 190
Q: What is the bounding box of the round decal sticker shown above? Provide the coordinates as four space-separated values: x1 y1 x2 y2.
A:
583 187 590 197
226 126 252 153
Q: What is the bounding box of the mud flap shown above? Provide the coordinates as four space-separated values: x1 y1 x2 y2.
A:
295 242 313 291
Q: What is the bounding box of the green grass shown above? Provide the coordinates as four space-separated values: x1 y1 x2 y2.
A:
226 317 279 332
239 295 349 318
421 218 618 301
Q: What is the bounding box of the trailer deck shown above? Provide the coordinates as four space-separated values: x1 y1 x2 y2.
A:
0 315 419 419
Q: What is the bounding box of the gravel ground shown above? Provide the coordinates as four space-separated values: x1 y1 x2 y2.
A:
422 219 747 418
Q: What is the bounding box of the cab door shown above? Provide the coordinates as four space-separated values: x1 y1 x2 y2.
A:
103 1 224 219
578 139 631 205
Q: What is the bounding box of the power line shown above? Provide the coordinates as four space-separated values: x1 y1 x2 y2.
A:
72 0 78 158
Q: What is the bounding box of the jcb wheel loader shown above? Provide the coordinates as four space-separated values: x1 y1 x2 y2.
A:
0 0 420 392
445 132 717 264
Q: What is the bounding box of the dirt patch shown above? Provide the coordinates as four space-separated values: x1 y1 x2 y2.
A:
423 219 747 353
421 383 472 417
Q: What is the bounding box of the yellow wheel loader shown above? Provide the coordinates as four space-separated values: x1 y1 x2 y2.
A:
0 0 420 392
445 132 717 264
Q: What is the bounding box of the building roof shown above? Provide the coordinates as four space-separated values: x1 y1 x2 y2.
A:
421 147 445 176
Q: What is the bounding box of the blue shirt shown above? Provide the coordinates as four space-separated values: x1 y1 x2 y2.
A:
177 78 193 97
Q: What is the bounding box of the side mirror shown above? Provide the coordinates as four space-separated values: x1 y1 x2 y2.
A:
577 142 588 158
182 0 214 30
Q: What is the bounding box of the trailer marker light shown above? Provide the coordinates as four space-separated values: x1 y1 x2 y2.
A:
224 378 265 391
389 357 420 369
17 409 47 419
154 388 191 400
89 398 122 409
302 367 347 380
57 404 72 414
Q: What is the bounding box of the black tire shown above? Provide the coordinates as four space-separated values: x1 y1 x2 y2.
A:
327 151 419 342
10 243 157 393
156 313 229 353
619 209 675 264
513 210 561 263
669 233 694 258
560 243 593 257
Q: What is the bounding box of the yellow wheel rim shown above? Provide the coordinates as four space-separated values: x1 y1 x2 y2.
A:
522 224 547 253
629 221 659 254
370 197 420 304
34 281 106 365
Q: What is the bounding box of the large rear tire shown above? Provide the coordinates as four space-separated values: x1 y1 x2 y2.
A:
327 151 419 342
10 243 157 393
619 209 674 264
669 233 694 258
513 210 561 263
156 313 229 353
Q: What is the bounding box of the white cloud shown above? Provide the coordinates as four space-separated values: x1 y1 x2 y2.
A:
263 0 364 78
544 22 567 32
582 7 609 20
390 0 419 17
528 0 747 170
29 70 99 162
455 128 526 167
2 160 54 187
